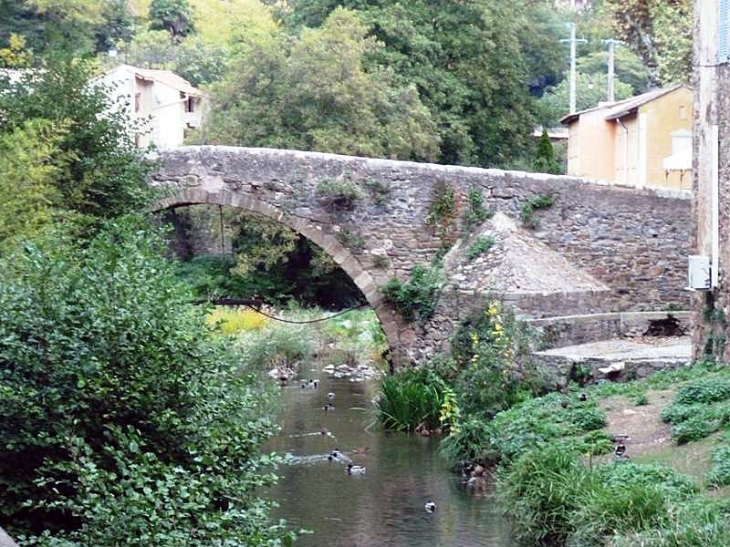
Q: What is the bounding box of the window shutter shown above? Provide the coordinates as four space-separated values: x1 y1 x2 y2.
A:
720 0 730 63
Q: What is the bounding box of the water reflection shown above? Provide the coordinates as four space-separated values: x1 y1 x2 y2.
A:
263 367 512 547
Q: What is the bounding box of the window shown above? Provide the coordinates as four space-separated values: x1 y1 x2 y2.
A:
186 96 195 113
679 105 687 120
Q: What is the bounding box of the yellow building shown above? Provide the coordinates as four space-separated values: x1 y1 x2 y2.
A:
561 86 693 190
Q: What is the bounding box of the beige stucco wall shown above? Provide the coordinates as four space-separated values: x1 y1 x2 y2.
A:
642 87 693 190
614 113 639 185
566 109 615 181
567 87 693 188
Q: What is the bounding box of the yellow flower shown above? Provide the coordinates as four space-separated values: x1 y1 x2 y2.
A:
487 305 499 316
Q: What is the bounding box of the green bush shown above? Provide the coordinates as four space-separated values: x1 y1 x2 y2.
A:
519 192 555 229
672 416 722 444
425 180 459 245
661 379 730 443
488 392 606 463
440 417 497 468
674 377 730 405
612 499 730 547
500 446 699 547
381 264 441 322
0 220 292 544
465 236 494 261
596 462 697 499
500 445 591 545
316 177 364 210
375 369 446 432
450 304 544 420
239 320 314 371
461 185 492 232
707 443 730 487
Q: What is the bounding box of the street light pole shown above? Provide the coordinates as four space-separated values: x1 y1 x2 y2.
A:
561 23 588 114
602 39 622 103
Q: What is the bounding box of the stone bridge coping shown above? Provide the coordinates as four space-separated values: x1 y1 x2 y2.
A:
151 146 692 201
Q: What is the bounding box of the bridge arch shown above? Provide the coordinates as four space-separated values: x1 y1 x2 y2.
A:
154 187 403 361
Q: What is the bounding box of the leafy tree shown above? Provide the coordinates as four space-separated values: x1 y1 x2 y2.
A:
537 71 634 127
202 8 440 161
94 0 136 52
0 56 151 221
191 0 278 46
24 0 106 54
577 48 649 95
0 120 66 249
0 219 294 544
534 129 561 175
112 30 231 86
149 0 196 41
604 0 691 86
281 0 555 167
0 34 33 68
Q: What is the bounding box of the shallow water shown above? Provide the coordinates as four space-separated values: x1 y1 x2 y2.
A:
263 366 512 547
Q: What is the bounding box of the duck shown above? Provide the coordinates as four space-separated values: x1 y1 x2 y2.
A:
347 464 366 475
323 403 335 411
331 449 352 463
309 379 319 389
614 441 627 458
424 501 436 513
579 392 587 402
327 392 336 401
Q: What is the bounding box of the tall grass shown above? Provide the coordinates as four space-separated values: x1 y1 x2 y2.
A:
375 369 445 432
500 446 700 546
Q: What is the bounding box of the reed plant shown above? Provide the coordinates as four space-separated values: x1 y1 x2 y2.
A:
375 369 446 432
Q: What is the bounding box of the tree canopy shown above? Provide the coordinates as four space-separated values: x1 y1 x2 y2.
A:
202 8 440 161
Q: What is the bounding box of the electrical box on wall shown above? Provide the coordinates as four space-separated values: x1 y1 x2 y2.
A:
687 255 711 290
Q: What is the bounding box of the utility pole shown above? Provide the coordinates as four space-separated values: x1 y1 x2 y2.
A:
561 23 587 114
602 39 621 103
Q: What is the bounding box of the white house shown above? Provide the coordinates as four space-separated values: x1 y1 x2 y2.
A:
98 65 203 149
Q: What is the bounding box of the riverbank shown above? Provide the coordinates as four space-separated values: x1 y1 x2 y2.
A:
491 362 730 546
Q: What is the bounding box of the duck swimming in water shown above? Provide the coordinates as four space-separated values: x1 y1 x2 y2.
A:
331 449 351 463
323 403 334 411
424 501 436 513
347 464 366 475
327 392 336 401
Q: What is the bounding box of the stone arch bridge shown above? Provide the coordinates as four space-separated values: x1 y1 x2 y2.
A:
153 146 691 364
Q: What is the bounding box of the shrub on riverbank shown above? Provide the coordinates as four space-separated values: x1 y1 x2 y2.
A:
238 319 314 372
661 376 730 443
375 369 447 432
449 303 544 419
500 446 699 546
0 220 293 545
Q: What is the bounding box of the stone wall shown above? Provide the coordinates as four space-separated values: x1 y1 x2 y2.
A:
528 311 691 350
154 146 692 363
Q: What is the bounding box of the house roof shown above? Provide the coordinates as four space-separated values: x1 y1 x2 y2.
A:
108 65 202 97
560 85 690 125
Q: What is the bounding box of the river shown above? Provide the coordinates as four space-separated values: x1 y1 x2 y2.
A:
263 365 513 547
